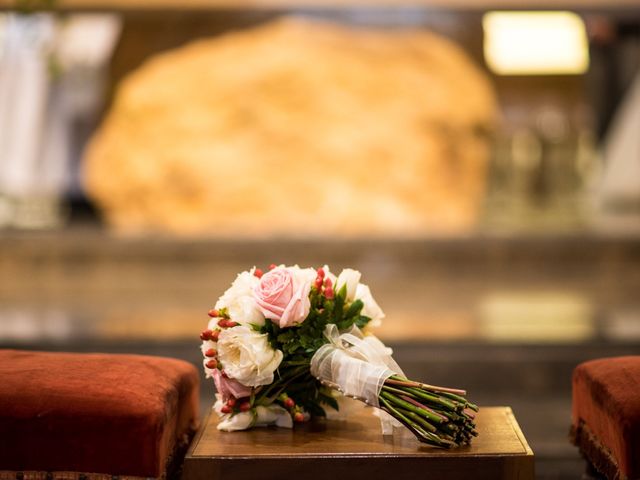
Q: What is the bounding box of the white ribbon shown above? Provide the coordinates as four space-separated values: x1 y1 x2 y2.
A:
310 324 404 434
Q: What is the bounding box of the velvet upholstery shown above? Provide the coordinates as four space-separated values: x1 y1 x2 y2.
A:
571 356 640 480
0 350 200 478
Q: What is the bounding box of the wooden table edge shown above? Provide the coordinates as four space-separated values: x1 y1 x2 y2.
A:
503 406 534 457
185 412 211 458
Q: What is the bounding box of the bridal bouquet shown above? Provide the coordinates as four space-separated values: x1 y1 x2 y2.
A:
200 264 478 448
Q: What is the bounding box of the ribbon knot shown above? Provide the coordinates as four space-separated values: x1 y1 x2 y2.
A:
310 324 404 434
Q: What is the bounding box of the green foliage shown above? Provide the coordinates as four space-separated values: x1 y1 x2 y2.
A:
256 288 373 416
259 320 280 350
260 292 370 360
318 388 340 412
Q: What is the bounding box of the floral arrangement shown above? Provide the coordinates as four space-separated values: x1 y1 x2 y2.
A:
200 264 478 448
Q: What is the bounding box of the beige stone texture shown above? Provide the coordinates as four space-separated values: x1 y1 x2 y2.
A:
84 18 497 236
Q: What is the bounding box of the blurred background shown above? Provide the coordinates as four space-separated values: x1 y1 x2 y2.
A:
0 0 639 478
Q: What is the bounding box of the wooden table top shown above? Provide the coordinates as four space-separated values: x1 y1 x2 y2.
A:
182 406 534 480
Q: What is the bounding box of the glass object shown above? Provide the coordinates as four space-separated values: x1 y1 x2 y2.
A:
0 13 120 229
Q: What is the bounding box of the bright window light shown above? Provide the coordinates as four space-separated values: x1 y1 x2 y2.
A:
483 11 589 75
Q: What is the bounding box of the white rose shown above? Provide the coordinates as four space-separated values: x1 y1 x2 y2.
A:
355 283 385 327
289 265 317 286
214 395 292 431
336 268 362 301
217 325 283 387
215 269 265 326
217 412 254 431
213 395 255 431
255 405 293 428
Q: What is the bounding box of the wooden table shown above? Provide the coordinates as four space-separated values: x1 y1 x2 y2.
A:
182 406 534 480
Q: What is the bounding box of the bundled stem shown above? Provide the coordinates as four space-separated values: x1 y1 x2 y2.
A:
379 375 478 448
259 367 478 449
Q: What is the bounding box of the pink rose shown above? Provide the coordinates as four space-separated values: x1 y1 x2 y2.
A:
253 267 312 328
212 369 252 402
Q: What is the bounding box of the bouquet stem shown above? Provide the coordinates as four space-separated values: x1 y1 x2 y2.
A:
379 375 478 448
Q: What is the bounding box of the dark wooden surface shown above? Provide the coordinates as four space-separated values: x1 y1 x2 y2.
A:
181 406 534 480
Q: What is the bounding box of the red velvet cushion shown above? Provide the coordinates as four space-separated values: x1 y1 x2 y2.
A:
0 350 200 477
572 356 640 479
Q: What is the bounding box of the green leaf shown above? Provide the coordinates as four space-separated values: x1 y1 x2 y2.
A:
345 299 364 319
335 321 350 330
332 294 345 323
337 283 348 300
308 403 327 417
355 315 371 329
277 330 295 344
324 299 334 317
319 393 340 411
260 321 281 349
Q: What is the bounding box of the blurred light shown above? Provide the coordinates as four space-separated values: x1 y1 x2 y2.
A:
375 310 477 342
483 11 589 75
0 309 72 342
603 310 640 342
480 291 594 343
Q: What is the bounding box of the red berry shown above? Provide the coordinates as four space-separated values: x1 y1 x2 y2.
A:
254 268 264 278
239 401 251 412
205 348 217 357
200 329 213 341
221 405 232 414
293 412 305 423
314 277 323 290
324 287 334 299
324 277 333 288
218 319 238 328
269 263 277 270
284 398 295 408
208 309 219 318
210 330 220 341
227 398 236 407
205 359 218 369
317 267 325 278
